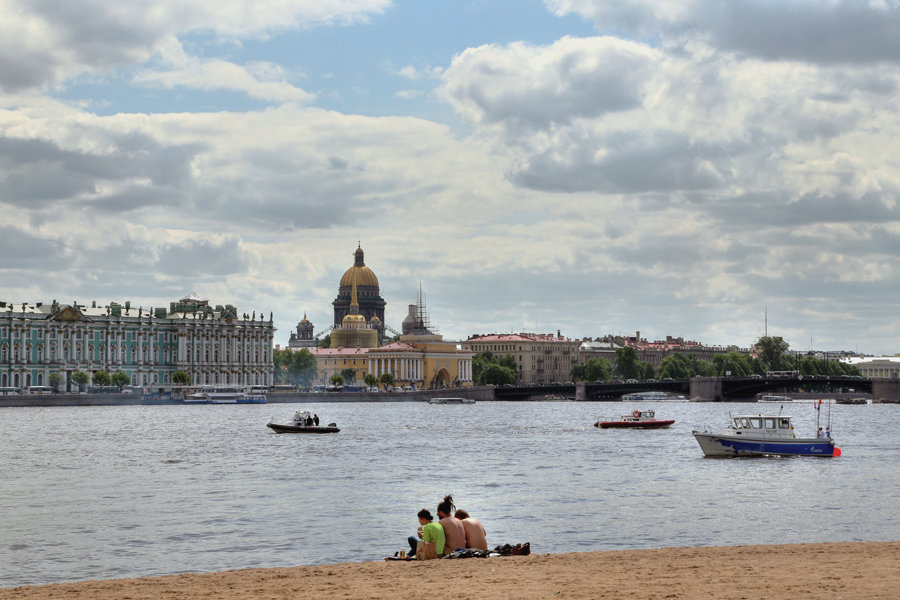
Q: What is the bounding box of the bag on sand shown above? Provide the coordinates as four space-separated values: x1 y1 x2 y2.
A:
417 541 438 560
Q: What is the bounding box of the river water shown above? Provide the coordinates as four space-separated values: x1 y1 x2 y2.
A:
2 400 898 587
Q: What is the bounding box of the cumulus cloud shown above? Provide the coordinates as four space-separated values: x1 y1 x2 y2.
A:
440 36 655 132
0 0 390 93
546 0 900 64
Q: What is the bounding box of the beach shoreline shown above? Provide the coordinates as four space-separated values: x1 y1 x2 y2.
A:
2 541 898 600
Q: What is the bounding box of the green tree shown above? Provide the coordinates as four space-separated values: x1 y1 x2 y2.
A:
172 370 191 385
273 348 317 388
657 353 716 379
479 363 517 386
329 374 343 387
340 368 357 385
473 352 519 385
111 371 130 390
754 336 791 370
584 357 613 382
93 371 112 388
48 372 61 392
569 363 586 382
317 334 331 348
615 346 654 380
380 372 395 390
364 373 379 388
713 351 752 377
71 371 89 391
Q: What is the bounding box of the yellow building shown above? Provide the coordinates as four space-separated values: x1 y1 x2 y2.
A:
463 332 580 385
329 271 378 349
302 257 473 388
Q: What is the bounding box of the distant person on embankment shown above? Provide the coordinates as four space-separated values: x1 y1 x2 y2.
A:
437 495 467 554
454 509 488 551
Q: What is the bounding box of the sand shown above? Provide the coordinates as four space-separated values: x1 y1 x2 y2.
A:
2 542 898 600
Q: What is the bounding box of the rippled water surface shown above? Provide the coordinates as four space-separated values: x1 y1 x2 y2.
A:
2 400 898 587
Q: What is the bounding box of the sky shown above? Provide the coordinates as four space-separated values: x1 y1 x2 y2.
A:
1 0 899 356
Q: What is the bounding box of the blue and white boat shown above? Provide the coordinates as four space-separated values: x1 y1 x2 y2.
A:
692 414 839 457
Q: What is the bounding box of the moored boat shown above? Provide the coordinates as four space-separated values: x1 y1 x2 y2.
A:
758 394 793 403
428 397 475 404
692 414 839 457
267 410 339 434
594 409 675 429
186 386 267 404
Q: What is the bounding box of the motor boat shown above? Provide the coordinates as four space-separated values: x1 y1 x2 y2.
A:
594 409 675 429
267 410 339 433
692 413 839 457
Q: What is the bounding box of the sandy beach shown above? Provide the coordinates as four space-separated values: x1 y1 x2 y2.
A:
2 542 897 600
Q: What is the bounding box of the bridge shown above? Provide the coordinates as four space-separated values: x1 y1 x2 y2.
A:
492 375 900 402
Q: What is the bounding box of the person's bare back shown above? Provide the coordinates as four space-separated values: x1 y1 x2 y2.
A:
439 516 467 552
460 517 487 550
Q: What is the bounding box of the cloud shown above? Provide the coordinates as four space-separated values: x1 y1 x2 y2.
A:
0 0 391 93
546 0 900 64
155 235 250 277
0 129 204 211
440 36 655 132
134 40 315 103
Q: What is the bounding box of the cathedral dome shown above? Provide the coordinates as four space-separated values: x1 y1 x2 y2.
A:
339 246 379 288
342 312 367 328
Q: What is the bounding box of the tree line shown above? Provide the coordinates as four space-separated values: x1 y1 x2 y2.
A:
570 336 860 381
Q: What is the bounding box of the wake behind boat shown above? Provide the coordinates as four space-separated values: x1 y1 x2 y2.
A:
267 410 339 434
594 409 674 429
692 412 839 457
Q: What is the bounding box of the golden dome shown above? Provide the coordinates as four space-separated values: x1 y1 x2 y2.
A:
342 313 367 327
340 266 378 287
339 246 379 288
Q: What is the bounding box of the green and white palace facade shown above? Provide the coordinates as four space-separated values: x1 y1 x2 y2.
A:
0 293 274 391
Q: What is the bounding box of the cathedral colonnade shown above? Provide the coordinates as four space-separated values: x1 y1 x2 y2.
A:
367 355 472 383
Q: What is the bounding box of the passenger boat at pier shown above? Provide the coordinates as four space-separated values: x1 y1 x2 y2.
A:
185 386 267 404
758 394 793 403
692 414 839 457
621 391 686 402
428 397 475 405
267 410 340 434
594 409 675 429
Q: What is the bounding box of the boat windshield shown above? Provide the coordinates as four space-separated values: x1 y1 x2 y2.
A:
779 418 791 429
764 418 776 429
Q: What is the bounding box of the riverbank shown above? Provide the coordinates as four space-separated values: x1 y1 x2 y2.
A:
2 542 897 599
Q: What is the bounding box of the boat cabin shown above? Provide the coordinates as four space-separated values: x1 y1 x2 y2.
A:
620 409 657 421
728 415 796 439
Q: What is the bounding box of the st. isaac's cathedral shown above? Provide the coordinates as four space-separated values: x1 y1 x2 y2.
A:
287 244 473 389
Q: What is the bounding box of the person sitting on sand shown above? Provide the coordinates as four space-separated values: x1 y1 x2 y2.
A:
437 495 467 554
407 508 444 558
454 509 488 551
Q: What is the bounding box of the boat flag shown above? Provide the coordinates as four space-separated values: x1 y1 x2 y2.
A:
815 399 822 411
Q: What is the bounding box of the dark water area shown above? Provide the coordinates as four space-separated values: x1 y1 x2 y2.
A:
2 401 897 587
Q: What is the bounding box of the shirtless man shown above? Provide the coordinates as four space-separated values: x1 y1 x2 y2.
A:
436 495 467 554
454 509 488 550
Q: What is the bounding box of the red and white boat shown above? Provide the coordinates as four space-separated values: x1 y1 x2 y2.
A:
594 409 675 429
